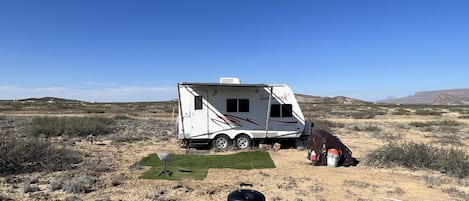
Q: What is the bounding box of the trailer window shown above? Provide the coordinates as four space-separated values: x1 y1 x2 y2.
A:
194 96 203 110
270 104 292 117
227 99 250 112
270 104 281 117
282 104 293 117
239 99 249 112
227 99 237 112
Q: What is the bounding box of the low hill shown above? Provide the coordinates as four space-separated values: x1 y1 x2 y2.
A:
7 95 369 105
380 88 469 105
295 94 369 105
17 97 87 104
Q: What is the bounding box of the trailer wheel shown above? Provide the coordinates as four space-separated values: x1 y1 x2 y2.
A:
213 135 231 150
235 135 251 149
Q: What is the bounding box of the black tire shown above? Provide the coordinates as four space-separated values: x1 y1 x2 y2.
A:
213 135 231 150
235 135 251 149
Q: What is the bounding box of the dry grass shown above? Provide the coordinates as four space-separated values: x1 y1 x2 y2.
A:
1 101 468 200
0 134 82 175
443 187 469 200
29 116 114 137
364 142 468 177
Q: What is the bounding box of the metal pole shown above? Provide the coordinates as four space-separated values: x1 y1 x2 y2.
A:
265 86 273 138
172 106 175 122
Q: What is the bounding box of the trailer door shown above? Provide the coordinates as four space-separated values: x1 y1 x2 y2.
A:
191 91 209 137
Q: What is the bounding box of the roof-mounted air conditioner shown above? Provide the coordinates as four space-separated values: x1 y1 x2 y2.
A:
219 77 241 84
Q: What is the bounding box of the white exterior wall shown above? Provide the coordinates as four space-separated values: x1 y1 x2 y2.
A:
178 83 305 141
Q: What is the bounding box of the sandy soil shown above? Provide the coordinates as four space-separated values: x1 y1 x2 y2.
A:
73 139 465 201
1 115 468 201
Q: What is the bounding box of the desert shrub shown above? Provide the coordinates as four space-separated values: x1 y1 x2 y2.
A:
29 116 114 137
160 102 177 113
351 125 381 132
84 157 114 173
431 134 463 146
414 120 463 145
42 147 83 171
350 111 376 119
0 194 14 201
415 109 443 116
424 175 441 187
446 107 466 115
343 179 377 189
111 134 142 143
392 108 411 115
63 174 97 193
461 109 469 114
459 115 469 119
437 126 460 134
409 120 462 128
368 132 402 141
0 103 24 112
85 109 106 113
0 134 82 175
365 142 468 177
409 121 432 128
111 179 122 187
411 120 462 135
387 187 406 195
95 196 112 201
304 104 333 116
437 120 462 126
311 119 344 132
365 142 436 168
23 182 40 193
435 147 469 177
64 195 83 201
50 178 64 191
113 114 131 120
443 187 469 200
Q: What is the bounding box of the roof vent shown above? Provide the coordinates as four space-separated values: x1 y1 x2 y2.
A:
219 77 241 84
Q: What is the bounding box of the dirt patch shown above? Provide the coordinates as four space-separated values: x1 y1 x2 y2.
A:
1 112 468 200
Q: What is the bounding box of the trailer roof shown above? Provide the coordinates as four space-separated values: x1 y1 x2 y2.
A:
178 82 276 88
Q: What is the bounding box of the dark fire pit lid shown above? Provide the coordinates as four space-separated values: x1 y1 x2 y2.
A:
227 183 265 201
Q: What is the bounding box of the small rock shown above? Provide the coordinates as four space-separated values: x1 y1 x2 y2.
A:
129 165 144 171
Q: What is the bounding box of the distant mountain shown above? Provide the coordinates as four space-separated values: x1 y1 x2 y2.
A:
17 97 87 104
295 94 370 105
380 89 469 105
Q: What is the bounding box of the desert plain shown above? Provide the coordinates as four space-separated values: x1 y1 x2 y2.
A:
0 99 468 201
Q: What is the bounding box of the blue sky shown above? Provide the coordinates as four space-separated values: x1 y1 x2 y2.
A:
1 0 468 102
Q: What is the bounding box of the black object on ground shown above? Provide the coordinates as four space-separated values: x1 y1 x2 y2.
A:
227 183 265 201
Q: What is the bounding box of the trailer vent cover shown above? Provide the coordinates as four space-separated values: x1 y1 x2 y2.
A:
220 77 241 84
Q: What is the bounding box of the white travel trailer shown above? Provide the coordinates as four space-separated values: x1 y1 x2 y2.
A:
177 78 311 149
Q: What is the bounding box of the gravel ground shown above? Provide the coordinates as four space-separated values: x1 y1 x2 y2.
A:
0 115 468 201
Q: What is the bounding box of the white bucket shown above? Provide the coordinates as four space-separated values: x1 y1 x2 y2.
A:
327 149 339 167
309 150 317 161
